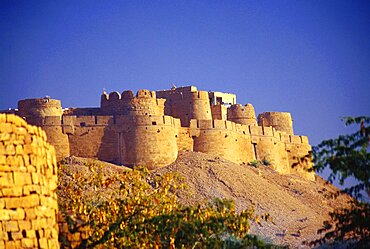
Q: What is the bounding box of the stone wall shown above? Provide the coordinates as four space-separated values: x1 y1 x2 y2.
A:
192 120 255 164
156 88 212 126
0 114 59 249
2 86 315 181
227 104 257 126
100 90 165 116
258 112 294 134
18 99 63 127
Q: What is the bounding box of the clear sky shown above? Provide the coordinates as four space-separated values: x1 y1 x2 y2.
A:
1 0 369 147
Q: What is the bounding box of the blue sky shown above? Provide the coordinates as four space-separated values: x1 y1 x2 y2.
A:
1 0 369 147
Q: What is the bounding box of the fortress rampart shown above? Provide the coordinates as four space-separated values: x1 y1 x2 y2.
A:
258 112 294 134
227 103 257 126
156 87 212 126
2 86 315 180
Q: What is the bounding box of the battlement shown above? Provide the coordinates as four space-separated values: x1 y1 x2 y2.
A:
100 89 164 116
227 103 257 126
18 98 62 118
1 85 314 180
258 112 294 134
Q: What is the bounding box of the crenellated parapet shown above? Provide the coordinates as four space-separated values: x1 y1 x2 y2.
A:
156 87 212 126
100 90 165 116
227 103 257 126
18 98 63 126
258 112 294 134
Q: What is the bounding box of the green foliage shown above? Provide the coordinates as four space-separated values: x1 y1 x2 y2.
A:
248 160 260 168
261 158 271 167
311 116 370 247
248 159 271 168
57 163 278 248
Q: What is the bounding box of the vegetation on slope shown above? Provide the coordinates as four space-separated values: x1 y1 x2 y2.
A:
312 117 370 248
57 162 278 248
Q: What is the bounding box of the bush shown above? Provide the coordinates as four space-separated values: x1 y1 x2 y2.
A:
57 163 277 248
248 160 260 168
261 158 271 167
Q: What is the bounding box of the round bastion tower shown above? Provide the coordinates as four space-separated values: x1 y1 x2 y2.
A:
17 98 70 160
227 103 257 126
102 89 178 169
257 112 294 134
18 98 63 126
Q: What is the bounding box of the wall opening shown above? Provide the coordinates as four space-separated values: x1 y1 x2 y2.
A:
80 122 86 127
152 121 157 125
252 143 258 160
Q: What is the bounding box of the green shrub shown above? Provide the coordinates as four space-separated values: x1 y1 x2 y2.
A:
248 160 260 168
261 158 271 167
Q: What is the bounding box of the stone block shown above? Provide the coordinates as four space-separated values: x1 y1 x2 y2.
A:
11 231 23 240
9 208 25 220
0 173 13 186
23 144 33 154
14 127 27 136
23 154 30 166
0 155 6 165
15 145 23 155
0 210 10 221
4 197 21 209
27 165 36 173
0 133 10 142
6 156 18 167
21 238 34 248
18 220 32 230
23 185 41 196
25 230 36 238
0 123 13 134
48 239 59 249
5 221 18 232
13 172 32 185
4 145 15 156
22 195 40 208
0 113 6 123
2 186 23 197
39 238 48 249
5 241 17 249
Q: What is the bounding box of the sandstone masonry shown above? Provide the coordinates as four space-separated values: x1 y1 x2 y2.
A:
2 86 314 180
0 114 59 249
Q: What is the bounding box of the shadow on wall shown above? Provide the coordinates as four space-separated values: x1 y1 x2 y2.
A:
97 118 121 165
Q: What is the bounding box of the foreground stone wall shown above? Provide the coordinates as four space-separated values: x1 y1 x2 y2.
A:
0 114 59 249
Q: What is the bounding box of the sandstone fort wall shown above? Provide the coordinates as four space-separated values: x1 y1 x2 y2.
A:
156 88 212 126
0 114 59 249
227 103 257 126
258 112 294 134
2 86 315 180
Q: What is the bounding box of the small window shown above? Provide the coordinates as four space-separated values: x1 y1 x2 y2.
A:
152 121 157 125
80 122 86 127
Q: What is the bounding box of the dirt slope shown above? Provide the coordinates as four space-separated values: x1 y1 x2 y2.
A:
61 152 351 248
152 151 351 248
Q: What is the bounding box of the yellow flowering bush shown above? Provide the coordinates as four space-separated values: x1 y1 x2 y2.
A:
57 162 277 248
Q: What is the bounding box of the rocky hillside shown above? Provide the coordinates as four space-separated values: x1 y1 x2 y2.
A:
61 152 351 248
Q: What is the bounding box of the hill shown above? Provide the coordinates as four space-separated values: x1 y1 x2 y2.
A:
60 152 351 248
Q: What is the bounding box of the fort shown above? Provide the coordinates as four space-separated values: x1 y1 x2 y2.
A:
2 86 314 180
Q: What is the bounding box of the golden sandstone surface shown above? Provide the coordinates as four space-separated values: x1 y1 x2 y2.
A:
0 114 59 249
0 86 316 248
1 86 315 181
